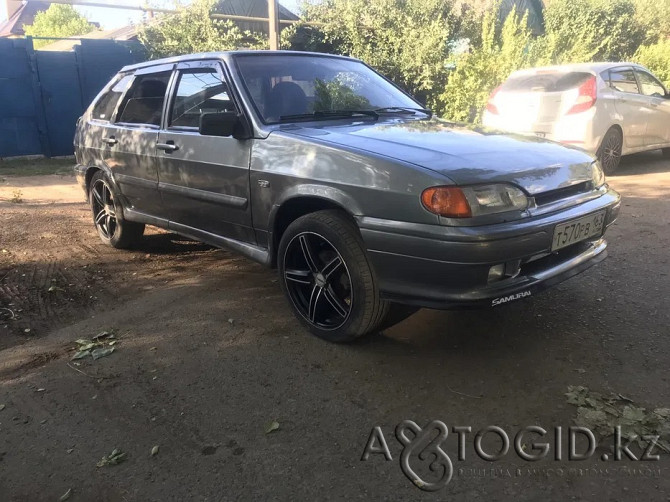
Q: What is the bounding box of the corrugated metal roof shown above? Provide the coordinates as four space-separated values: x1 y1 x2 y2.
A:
214 0 298 34
215 0 298 20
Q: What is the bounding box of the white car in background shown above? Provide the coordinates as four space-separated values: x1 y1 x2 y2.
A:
483 62 670 174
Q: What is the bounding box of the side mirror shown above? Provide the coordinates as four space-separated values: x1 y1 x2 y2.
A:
199 112 244 138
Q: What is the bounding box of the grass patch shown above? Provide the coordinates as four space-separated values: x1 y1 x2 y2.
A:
0 157 75 177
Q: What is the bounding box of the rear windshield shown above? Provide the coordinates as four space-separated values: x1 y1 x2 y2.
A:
500 72 593 93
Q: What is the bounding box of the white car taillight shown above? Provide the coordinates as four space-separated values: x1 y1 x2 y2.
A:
566 76 597 115
486 86 501 115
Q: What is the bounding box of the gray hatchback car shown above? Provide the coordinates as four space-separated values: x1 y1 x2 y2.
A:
74 51 621 342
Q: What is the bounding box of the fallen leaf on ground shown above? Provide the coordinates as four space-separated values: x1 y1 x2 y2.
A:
59 488 72 501
265 421 280 434
151 445 159 456
0 404 5 411
566 385 670 452
91 347 115 360
71 349 91 360
97 448 127 467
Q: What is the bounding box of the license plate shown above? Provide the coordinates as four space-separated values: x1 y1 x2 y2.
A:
534 132 546 138
552 211 606 251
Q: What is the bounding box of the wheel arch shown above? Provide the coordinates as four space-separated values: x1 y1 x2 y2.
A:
598 124 624 154
269 194 360 267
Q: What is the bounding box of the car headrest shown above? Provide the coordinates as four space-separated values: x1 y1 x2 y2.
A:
267 82 308 119
137 79 167 99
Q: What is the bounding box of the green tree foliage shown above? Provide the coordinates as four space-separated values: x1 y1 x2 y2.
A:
23 4 95 49
138 0 266 58
291 0 459 102
635 39 670 87
434 7 532 122
632 0 670 44
534 0 644 64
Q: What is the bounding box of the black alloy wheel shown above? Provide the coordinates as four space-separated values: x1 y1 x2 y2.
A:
277 210 393 342
91 177 118 241
88 170 144 249
283 231 353 330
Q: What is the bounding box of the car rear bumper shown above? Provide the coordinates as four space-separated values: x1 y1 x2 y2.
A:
74 164 87 192
358 188 621 309
482 110 601 154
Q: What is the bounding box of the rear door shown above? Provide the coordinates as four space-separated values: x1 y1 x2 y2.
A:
606 66 647 149
101 65 173 216
634 69 670 148
156 60 254 243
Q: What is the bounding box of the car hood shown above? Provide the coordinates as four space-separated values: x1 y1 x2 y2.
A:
283 118 595 194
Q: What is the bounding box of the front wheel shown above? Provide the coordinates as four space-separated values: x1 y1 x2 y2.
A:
89 170 144 249
597 128 623 175
277 210 388 342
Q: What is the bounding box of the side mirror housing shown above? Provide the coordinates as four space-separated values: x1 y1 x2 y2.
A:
199 112 248 138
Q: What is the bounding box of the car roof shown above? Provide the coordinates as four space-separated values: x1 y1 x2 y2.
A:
508 62 647 77
120 50 360 73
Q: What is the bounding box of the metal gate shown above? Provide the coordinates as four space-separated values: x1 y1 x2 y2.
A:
0 37 146 158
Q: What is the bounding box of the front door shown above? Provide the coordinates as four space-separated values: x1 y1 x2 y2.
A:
156 61 253 243
634 69 670 148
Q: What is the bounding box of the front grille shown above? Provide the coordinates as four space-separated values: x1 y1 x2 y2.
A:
534 181 592 206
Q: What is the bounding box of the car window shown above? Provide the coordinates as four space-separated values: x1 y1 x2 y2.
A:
116 72 171 126
91 75 133 121
500 71 592 93
635 70 666 97
169 68 236 129
608 68 640 94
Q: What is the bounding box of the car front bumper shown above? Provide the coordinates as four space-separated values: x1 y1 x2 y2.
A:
358 188 621 309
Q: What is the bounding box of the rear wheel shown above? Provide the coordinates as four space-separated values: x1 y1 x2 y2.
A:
89 170 144 249
278 210 389 342
597 127 623 175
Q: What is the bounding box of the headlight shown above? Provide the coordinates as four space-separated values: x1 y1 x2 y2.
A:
421 184 528 218
592 161 606 188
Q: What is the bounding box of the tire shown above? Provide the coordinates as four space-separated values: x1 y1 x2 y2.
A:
89 170 144 249
662 148 670 158
277 210 388 342
597 127 623 175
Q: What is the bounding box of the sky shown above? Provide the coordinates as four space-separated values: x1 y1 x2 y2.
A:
1 0 304 29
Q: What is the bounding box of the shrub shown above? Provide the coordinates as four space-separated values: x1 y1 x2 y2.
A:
433 7 532 122
634 39 670 87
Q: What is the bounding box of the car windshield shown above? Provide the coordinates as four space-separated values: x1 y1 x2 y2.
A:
234 54 423 123
501 71 593 93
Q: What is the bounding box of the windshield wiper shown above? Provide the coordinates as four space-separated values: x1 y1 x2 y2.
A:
374 106 432 117
278 110 379 121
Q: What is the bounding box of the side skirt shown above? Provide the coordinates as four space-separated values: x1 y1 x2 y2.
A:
123 208 271 266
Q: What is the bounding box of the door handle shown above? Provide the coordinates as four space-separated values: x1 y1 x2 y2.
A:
157 142 179 152
102 137 118 146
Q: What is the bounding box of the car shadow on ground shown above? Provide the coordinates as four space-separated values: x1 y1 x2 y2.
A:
612 149 670 176
133 232 215 255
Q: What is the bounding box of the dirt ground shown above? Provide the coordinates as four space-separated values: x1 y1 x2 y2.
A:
0 153 669 501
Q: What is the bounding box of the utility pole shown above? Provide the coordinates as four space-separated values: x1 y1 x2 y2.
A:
268 0 280 50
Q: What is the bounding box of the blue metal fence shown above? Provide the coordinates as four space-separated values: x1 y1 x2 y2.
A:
0 37 146 158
